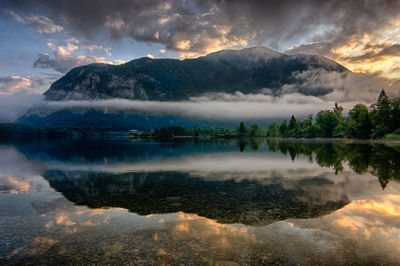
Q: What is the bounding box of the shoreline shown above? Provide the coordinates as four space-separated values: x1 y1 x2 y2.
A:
133 135 400 144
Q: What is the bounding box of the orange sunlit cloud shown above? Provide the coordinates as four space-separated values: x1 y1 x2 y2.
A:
0 174 34 194
329 19 400 79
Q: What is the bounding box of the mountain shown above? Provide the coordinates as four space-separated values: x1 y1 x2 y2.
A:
18 46 349 130
17 109 209 131
44 46 348 101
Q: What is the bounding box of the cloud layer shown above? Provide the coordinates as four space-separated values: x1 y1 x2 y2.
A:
4 0 400 61
0 93 44 122
26 92 360 122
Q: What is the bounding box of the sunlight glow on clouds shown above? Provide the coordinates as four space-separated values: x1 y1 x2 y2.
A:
0 0 399 112
289 16 400 79
0 76 33 94
32 39 124 73
33 39 113 73
0 76 45 94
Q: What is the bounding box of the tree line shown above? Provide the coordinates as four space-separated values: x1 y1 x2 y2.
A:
134 122 268 141
135 90 399 140
266 89 399 139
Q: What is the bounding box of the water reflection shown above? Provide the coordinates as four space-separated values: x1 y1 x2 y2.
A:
264 140 400 189
1 139 400 264
43 170 349 225
10 138 400 189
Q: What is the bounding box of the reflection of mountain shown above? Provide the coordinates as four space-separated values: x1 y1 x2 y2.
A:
44 170 349 225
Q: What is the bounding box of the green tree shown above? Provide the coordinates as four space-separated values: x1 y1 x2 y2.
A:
314 103 344 138
278 120 289 137
300 115 316 138
238 121 247 137
390 98 400 133
333 103 345 137
345 104 371 139
289 115 296 130
370 89 391 138
315 110 338 137
266 123 279 137
249 124 262 137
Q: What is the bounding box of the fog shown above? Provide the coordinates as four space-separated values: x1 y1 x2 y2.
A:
0 93 44 122
1 70 399 123
46 94 361 121
0 91 367 123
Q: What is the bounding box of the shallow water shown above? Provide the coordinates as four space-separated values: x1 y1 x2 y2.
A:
1 138 400 265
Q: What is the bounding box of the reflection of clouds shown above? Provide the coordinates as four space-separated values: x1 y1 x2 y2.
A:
0 145 43 176
6 194 400 264
175 213 254 241
114 153 320 174
160 213 259 259
262 221 339 253
8 237 60 259
55 212 76 227
43 205 111 229
44 152 336 181
330 197 400 242
31 237 59 252
347 197 400 217
315 182 400 262
0 174 34 194
3 142 400 264
0 145 44 194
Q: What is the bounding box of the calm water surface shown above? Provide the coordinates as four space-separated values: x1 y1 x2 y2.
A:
0 138 400 265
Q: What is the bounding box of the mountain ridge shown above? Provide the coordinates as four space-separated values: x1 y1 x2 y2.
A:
44 46 348 101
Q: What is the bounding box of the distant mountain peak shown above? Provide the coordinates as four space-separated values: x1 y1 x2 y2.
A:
203 46 283 61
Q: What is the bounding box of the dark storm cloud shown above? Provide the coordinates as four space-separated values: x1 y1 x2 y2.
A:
4 0 400 57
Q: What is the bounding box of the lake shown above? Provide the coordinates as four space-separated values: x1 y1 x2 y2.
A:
1 138 400 264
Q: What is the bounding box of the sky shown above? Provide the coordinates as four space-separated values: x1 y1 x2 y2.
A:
0 0 399 121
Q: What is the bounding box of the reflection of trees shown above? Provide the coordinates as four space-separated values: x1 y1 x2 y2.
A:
266 140 400 189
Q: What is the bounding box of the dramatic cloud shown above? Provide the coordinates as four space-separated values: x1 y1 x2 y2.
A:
275 69 400 103
288 17 400 79
4 0 400 61
2 0 400 121
7 10 63 34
